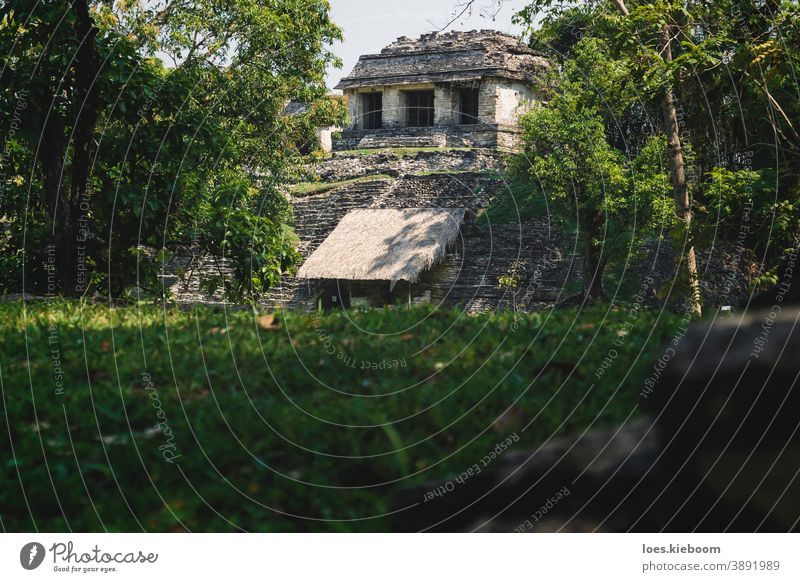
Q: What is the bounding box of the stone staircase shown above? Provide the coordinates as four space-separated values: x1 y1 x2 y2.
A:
162 146 586 310
263 177 396 310
372 172 500 211
418 220 580 310
314 149 503 182
166 147 754 310
262 155 580 310
292 178 395 256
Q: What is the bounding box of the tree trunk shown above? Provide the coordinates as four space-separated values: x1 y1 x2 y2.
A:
581 212 605 302
608 0 702 316
610 0 629 16
36 71 70 294
660 23 702 317
40 117 65 216
583 242 605 302
57 0 101 296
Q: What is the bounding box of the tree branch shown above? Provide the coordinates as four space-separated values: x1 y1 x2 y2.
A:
435 0 505 32
610 0 629 17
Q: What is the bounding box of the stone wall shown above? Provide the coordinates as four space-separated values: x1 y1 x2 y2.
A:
416 220 579 311
342 77 535 138
334 125 523 151
632 240 759 308
314 149 504 182
154 246 234 305
335 30 550 91
265 154 756 311
493 80 536 125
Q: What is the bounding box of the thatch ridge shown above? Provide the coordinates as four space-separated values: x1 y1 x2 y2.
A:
297 208 465 282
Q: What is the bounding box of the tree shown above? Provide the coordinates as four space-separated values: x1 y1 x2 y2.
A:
516 0 703 314
519 87 673 301
515 0 800 312
0 0 344 299
612 0 702 314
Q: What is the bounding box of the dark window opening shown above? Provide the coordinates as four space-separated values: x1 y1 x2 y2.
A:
459 88 479 125
318 281 351 311
350 281 391 307
362 92 383 130
405 90 435 127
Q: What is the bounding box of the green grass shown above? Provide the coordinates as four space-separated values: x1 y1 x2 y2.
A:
289 174 394 196
0 301 681 531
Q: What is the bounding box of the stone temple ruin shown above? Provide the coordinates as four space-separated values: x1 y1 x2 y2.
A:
167 30 754 310
334 30 549 151
267 30 579 311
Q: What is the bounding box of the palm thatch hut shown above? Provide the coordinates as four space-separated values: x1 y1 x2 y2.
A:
297 208 465 308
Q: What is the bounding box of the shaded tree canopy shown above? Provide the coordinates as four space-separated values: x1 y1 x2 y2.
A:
0 0 345 299
513 0 800 305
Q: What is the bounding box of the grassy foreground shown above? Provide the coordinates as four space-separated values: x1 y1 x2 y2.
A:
0 302 681 531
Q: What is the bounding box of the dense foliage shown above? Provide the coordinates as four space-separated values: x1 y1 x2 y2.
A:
513 0 800 304
0 301 682 531
517 88 674 299
0 0 344 299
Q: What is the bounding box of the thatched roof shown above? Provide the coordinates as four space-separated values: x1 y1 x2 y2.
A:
335 30 549 90
297 208 465 282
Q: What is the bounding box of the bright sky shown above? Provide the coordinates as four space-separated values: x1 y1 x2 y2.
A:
325 0 530 90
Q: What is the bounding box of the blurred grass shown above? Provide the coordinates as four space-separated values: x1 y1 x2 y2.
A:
0 301 680 531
